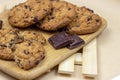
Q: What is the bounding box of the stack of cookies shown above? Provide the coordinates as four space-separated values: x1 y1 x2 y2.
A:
0 0 102 70
0 28 46 70
8 0 102 34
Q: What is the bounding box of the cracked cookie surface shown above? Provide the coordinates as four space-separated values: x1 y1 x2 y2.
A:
67 6 102 34
8 0 52 28
0 29 22 60
37 1 76 31
14 40 45 70
20 30 46 45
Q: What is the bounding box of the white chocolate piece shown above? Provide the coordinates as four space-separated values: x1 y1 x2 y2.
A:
82 38 97 77
58 54 75 74
75 53 82 65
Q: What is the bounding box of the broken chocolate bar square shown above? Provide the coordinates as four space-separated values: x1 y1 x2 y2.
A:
67 34 85 49
0 20 3 29
48 31 72 49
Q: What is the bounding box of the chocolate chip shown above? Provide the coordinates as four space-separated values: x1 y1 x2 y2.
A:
9 43 13 48
57 26 69 32
24 5 28 9
28 41 32 46
68 8 71 10
24 50 30 55
51 16 54 19
96 19 100 22
29 7 32 11
33 32 36 35
34 16 39 22
9 41 14 47
87 16 92 21
0 20 3 29
43 9 47 12
35 60 40 65
67 34 85 49
76 15 78 18
24 20 29 23
87 8 94 13
0 44 7 48
48 31 72 49
24 5 32 11
37 22 42 28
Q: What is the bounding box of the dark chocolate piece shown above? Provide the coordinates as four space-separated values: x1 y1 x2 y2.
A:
67 34 85 49
0 20 3 29
48 31 72 49
48 31 85 49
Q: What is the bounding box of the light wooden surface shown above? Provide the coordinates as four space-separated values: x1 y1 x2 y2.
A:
0 0 120 80
0 7 106 80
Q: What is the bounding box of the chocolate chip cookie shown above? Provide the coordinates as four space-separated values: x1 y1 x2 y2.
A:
66 6 102 34
20 30 46 44
0 29 22 60
37 1 76 31
8 0 52 28
14 40 45 70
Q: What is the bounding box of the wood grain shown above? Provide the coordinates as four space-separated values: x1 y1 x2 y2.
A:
0 10 107 80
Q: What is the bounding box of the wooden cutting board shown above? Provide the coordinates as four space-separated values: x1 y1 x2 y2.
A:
0 10 107 80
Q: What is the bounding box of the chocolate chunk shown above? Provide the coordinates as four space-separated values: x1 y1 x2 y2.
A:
24 5 28 9
0 44 7 48
48 31 72 49
87 8 94 13
0 20 3 29
35 60 40 65
34 16 39 22
96 19 100 22
24 50 30 55
48 32 85 49
87 16 92 21
67 34 85 49
43 9 47 12
68 8 71 10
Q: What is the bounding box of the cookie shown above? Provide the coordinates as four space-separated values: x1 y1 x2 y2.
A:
8 0 52 28
14 40 45 70
0 28 11 37
66 6 102 34
20 30 46 44
0 29 23 60
37 1 76 31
